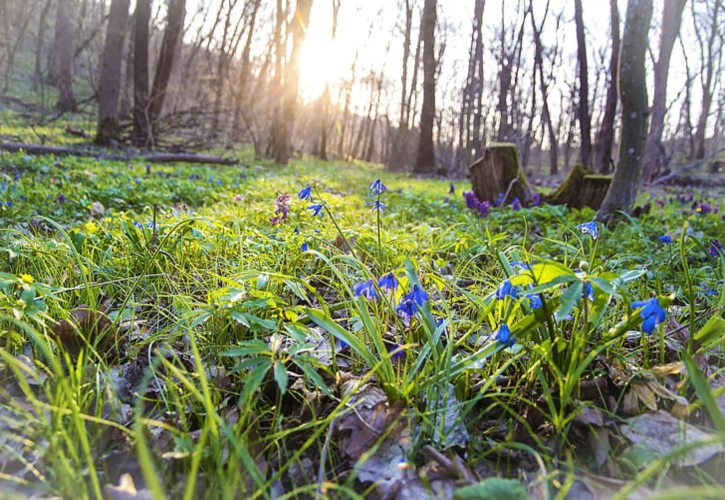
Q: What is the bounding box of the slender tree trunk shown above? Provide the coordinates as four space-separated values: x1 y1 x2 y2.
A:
692 0 721 160
318 0 340 160
597 0 653 222
414 0 437 174
149 0 186 128
95 0 131 145
642 0 686 181
33 0 52 89
132 0 152 147
574 0 591 166
55 1 77 112
593 0 620 173
231 0 261 142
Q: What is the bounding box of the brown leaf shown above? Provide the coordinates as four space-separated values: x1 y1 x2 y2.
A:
103 473 153 500
51 306 121 355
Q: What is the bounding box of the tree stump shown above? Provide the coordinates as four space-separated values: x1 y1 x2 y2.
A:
469 143 533 204
545 164 612 210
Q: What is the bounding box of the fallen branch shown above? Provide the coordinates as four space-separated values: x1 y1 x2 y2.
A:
0 142 238 165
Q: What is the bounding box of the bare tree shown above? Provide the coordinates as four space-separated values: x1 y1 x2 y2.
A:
132 0 152 147
231 0 262 142
642 0 687 181
95 0 131 145
597 0 653 221
414 0 437 174
318 0 341 160
55 0 77 112
149 0 186 128
593 0 620 173
574 0 591 166
457 0 485 171
692 0 722 160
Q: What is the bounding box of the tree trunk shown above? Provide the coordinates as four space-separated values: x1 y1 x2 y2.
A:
641 0 686 182
414 0 437 174
597 0 653 222
593 0 620 174
132 0 152 147
692 0 721 160
55 1 77 112
232 0 261 142
95 0 130 145
149 0 186 128
574 0 591 166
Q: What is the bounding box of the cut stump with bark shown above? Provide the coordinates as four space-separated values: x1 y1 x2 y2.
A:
545 164 612 210
469 143 532 204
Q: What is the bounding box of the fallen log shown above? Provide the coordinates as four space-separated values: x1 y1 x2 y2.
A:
0 142 238 165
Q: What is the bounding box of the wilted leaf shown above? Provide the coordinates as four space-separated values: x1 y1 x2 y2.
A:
621 410 724 467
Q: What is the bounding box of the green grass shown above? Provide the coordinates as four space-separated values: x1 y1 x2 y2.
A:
0 147 723 498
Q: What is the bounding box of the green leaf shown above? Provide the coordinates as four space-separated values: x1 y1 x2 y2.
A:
684 353 725 433
694 315 725 351
454 478 528 500
555 280 582 322
295 359 332 396
273 360 288 394
239 359 272 403
305 308 377 367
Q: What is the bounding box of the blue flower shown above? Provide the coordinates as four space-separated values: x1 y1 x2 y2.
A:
584 282 594 301
511 261 531 271
378 273 399 292
449 183 455 194
406 284 429 306
397 299 417 325
369 200 385 213
632 297 667 334
307 204 324 217
494 323 515 347
494 193 505 206
577 221 599 239
353 279 377 300
658 235 672 244
370 179 387 195
511 197 522 211
298 185 313 200
496 279 519 300
301 242 309 252
388 343 405 360
527 293 543 310
132 221 143 229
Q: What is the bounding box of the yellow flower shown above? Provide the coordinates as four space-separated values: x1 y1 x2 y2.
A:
84 221 99 234
19 274 34 284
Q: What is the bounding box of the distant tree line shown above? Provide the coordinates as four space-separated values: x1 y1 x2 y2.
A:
0 0 722 181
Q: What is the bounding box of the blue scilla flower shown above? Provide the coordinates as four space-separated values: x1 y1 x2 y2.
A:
370 179 387 195
369 200 385 213
511 197 522 211
397 298 417 325
528 293 543 310
378 272 399 292
406 284 429 306
133 221 143 229
301 242 309 252
577 221 599 239
494 323 515 347
388 343 405 360
494 192 505 206
496 279 519 300
307 204 324 216
353 279 377 300
658 235 672 244
298 185 313 200
584 282 594 301
511 261 531 271
632 297 667 334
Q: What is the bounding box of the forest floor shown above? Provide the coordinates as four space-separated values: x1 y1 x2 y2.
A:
0 128 724 498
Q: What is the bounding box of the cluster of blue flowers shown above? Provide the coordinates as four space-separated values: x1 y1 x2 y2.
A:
353 271 432 326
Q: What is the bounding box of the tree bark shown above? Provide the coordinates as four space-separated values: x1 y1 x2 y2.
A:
597 0 653 222
149 0 186 127
95 0 130 145
593 0 620 174
55 0 77 112
692 0 721 160
641 0 686 182
232 0 261 142
414 0 437 174
132 0 152 147
574 0 591 166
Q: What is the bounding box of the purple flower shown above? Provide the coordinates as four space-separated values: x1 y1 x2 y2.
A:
531 192 541 207
307 204 324 217
463 191 480 210
577 221 599 239
378 273 399 292
697 202 712 215
449 183 455 194
369 200 385 213
298 185 313 200
709 239 722 257
496 279 519 300
370 179 387 195
477 200 491 217
353 279 377 300
494 193 505 206
511 197 521 211
270 193 292 224
632 297 667 334
494 323 515 347
57 194 66 204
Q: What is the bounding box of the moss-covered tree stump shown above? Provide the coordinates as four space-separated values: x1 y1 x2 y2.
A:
469 143 533 204
545 164 612 209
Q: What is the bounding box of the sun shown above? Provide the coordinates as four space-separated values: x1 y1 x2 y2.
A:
297 6 347 101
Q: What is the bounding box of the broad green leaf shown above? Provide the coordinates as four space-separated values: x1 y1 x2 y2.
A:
274 360 288 394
